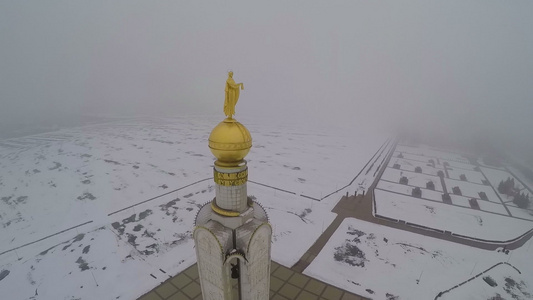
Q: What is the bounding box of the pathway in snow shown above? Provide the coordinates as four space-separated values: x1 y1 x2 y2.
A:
291 138 397 273
291 139 533 274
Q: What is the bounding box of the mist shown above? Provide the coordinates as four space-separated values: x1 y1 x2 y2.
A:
1 1 532 157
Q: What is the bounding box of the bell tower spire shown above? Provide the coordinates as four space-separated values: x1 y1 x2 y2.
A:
193 73 272 300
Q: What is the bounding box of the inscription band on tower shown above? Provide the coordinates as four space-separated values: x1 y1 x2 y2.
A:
213 168 248 187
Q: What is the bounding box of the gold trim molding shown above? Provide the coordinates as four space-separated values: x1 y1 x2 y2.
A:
211 200 240 217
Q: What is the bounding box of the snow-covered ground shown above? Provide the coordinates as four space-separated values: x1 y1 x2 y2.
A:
0 116 386 299
447 168 486 184
305 218 533 300
442 158 477 171
395 144 470 164
388 154 444 174
0 179 339 300
481 167 532 201
508 164 533 194
380 167 443 192
374 189 532 240
439 262 532 300
443 178 500 203
0 116 384 253
375 144 533 241
3 119 532 300
0 117 216 253
376 181 444 202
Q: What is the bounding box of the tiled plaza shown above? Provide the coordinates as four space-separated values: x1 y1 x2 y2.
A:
138 261 367 300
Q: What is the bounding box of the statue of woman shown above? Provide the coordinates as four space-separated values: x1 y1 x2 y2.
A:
224 71 244 119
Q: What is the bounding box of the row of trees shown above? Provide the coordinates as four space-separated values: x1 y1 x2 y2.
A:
498 177 516 195
514 193 530 209
497 177 531 209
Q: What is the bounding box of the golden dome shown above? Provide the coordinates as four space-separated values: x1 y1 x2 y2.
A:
208 118 252 166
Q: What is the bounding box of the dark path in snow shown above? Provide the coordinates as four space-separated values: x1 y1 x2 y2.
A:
291 139 533 274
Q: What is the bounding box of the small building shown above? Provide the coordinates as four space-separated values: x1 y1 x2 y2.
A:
452 186 462 196
412 187 422 198
460 174 467 181
469 198 480 210
393 164 401 169
400 176 408 185
437 170 445 178
415 166 422 173
482 180 490 186
398 153 404 158
478 192 488 200
442 193 452 204
426 181 435 190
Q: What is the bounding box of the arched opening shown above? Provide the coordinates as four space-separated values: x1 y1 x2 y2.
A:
224 253 246 299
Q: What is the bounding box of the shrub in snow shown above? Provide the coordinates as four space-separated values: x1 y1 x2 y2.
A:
415 166 422 173
460 174 467 181
333 243 367 267
469 198 480 210
452 186 462 196
426 181 435 190
483 276 498 287
412 187 422 198
437 170 445 178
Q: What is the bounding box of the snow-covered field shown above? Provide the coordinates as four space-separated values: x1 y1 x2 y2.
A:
0 116 386 299
376 181 444 202
380 167 443 192
305 218 533 300
3 119 533 300
440 262 532 300
481 167 532 201
375 144 533 241
443 178 499 203
388 156 444 176
395 144 470 164
374 189 532 240
447 168 486 184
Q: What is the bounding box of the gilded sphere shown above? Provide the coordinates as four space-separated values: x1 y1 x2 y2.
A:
208 119 252 164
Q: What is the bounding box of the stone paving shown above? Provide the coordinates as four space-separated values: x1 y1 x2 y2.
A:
138 261 368 300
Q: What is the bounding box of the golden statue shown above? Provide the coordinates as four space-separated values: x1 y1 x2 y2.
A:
224 71 244 118
208 71 252 167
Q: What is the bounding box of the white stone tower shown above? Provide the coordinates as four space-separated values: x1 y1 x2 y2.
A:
193 76 271 300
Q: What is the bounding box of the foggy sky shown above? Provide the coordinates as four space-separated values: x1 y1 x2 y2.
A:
1 1 532 154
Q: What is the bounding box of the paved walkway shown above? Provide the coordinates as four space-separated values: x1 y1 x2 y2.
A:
138 261 368 300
